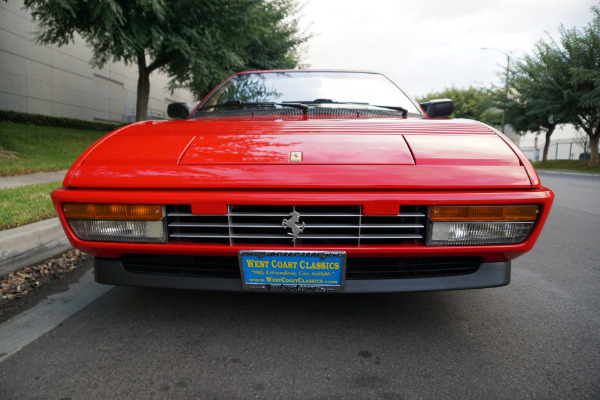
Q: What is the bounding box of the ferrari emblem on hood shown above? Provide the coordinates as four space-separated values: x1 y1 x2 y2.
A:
289 152 303 162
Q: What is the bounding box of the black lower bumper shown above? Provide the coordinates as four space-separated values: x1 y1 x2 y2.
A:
94 256 510 293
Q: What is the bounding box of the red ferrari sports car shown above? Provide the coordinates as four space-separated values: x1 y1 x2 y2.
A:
52 70 553 293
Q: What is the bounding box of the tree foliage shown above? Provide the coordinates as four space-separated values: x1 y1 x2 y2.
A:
417 86 501 126
559 6 600 164
501 53 564 162
505 6 600 165
24 0 309 121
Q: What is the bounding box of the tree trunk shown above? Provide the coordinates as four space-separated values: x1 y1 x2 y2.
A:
589 132 599 165
136 52 150 122
541 126 555 163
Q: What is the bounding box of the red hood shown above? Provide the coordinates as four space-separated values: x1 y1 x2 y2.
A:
178 134 414 165
65 117 534 190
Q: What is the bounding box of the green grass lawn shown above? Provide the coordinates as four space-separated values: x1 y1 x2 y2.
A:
0 123 107 176
0 181 61 230
532 160 600 174
0 122 109 229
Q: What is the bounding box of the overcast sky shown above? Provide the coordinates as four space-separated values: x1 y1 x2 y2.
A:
300 0 597 99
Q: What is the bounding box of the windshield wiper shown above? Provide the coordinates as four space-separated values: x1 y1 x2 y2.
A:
288 99 369 106
288 100 408 116
371 105 408 117
197 100 308 114
198 100 408 117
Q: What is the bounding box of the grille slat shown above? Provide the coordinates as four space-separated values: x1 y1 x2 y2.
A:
168 223 425 229
170 233 423 240
167 205 426 246
359 234 423 239
171 233 232 238
169 223 230 228
361 224 424 229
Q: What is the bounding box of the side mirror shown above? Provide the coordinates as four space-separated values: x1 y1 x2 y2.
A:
167 102 191 119
419 99 454 118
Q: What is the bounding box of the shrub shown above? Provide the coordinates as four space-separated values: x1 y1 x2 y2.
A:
0 110 125 132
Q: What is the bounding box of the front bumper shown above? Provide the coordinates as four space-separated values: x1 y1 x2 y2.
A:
94 257 510 293
53 188 554 261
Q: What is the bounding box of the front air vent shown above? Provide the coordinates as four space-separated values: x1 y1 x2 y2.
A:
121 255 480 279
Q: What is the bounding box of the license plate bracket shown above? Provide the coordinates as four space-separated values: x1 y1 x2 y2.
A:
239 251 346 292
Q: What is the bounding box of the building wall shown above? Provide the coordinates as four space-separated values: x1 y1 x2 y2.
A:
0 1 195 122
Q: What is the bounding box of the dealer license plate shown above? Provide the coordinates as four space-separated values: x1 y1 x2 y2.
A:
239 251 346 292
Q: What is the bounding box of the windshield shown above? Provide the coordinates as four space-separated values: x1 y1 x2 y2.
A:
197 71 422 115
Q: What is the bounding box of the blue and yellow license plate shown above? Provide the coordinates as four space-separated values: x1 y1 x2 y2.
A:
239 251 346 292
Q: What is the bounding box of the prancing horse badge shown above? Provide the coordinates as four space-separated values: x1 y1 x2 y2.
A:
282 211 305 244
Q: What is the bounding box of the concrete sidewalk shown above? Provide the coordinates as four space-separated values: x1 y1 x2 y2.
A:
0 170 67 189
0 171 71 276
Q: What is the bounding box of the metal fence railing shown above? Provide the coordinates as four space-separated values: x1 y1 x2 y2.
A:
520 138 593 161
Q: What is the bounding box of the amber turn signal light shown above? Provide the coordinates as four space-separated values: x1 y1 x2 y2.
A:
63 203 163 221
430 205 539 222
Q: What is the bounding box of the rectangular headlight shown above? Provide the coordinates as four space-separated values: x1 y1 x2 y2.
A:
63 203 166 243
427 205 539 246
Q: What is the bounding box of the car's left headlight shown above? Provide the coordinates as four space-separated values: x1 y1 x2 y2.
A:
427 205 539 246
63 203 167 243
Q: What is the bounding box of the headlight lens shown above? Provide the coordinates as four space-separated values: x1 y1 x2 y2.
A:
427 205 539 246
63 203 166 243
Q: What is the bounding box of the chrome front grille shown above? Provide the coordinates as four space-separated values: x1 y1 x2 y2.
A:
167 205 426 247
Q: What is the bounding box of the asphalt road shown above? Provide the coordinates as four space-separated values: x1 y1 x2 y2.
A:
0 171 598 399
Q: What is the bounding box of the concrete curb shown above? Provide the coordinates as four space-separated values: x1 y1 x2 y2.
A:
0 218 72 277
536 170 600 178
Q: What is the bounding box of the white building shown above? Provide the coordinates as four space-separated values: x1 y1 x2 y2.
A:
0 1 194 123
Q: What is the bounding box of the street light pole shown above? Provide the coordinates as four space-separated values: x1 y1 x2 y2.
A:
481 47 510 134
